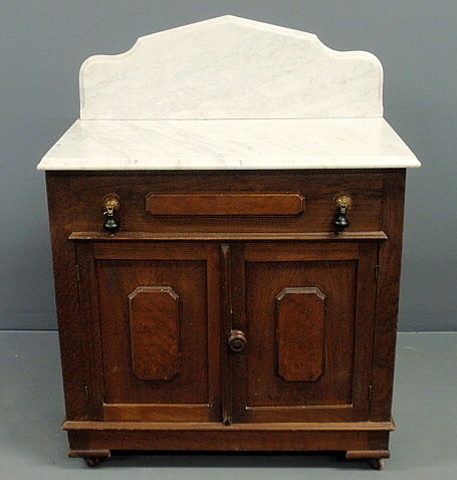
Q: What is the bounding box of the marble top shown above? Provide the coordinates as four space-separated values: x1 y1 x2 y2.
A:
38 16 420 171
37 118 419 170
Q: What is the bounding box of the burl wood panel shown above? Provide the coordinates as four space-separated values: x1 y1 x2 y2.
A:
276 287 326 382
128 286 181 381
146 193 304 216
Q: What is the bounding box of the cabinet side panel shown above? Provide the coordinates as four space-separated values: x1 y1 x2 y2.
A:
371 170 406 421
45 173 89 420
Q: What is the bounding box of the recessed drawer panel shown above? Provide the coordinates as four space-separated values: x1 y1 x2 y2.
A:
146 193 304 216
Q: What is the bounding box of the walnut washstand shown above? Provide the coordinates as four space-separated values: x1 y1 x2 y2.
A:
38 16 420 469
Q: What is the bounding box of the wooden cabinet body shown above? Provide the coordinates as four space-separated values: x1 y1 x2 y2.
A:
46 169 405 464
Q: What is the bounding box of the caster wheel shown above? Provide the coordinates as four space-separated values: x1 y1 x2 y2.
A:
371 458 385 470
85 457 101 468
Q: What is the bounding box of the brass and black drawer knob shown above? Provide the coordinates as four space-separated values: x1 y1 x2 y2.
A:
333 194 353 233
102 194 121 234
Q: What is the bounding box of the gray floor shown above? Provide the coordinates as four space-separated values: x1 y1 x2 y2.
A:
1 331 456 479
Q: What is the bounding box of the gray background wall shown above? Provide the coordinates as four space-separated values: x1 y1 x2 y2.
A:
1 1 456 331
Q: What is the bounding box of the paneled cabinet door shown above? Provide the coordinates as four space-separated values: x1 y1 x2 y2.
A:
228 242 379 424
75 242 222 423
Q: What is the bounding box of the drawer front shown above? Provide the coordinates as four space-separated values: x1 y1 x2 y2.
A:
63 171 386 236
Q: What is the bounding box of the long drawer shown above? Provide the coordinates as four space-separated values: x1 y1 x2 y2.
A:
49 170 389 237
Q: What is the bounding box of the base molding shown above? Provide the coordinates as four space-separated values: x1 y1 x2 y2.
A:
65 423 393 469
63 419 395 432
64 420 393 457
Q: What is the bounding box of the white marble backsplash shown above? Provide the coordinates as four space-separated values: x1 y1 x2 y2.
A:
80 16 383 120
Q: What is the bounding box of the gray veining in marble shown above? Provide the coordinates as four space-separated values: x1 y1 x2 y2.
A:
37 16 420 171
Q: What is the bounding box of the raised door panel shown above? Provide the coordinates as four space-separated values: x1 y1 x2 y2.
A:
276 286 326 382
77 242 221 422
128 286 181 381
230 242 378 423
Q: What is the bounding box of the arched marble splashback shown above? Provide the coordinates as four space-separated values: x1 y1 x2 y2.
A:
79 15 383 120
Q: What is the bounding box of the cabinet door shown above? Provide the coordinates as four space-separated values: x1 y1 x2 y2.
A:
229 242 378 423
76 242 221 423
